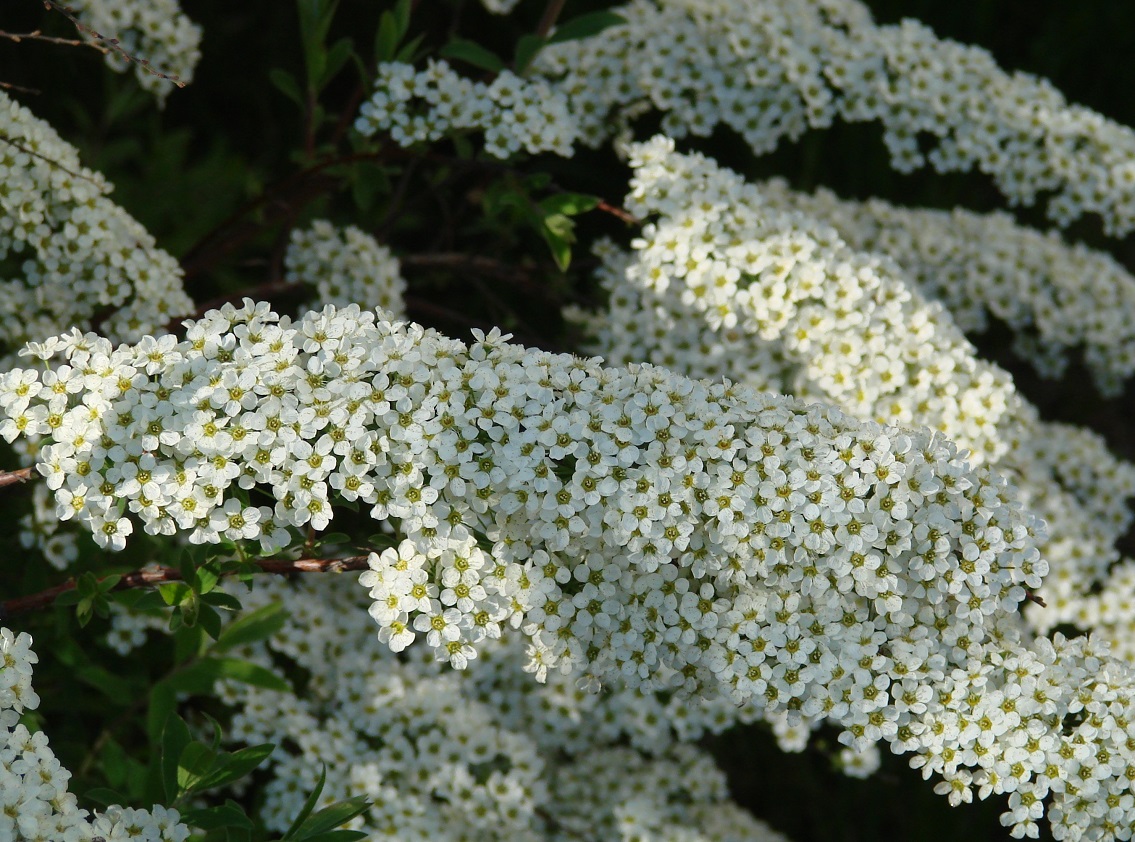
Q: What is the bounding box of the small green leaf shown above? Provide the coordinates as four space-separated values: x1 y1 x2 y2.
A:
178 741 220 792
292 795 371 840
160 581 191 607
318 37 354 89
270 68 305 106
97 573 122 593
84 786 128 807
193 743 274 792
181 800 255 832
513 34 546 74
281 765 327 841
548 11 627 44
439 38 505 73
195 564 220 595
54 588 83 607
394 33 424 63
213 602 287 653
197 603 223 641
201 591 244 611
167 656 291 694
541 213 576 271
161 714 193 802
538 192 599 216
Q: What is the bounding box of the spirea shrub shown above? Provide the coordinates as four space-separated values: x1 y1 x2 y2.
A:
4 1 1135 841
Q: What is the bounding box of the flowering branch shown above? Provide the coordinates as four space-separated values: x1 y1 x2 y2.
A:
0 553 371 619
41 0 188 89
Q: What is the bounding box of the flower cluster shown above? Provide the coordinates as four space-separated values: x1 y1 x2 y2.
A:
535 0 1135 234
1 627 188 842
284 220 407 315
0 91 194 358
65 0 202 100
40 301 1135 835
574 137 1135 633
192 574 790 840
355 60 578 158
757 179 1135 395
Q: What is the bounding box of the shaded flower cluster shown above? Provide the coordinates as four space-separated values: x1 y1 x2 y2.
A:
535 0 1135 234
1 627 188 842
284 219 408 314
65 0 202 100
0 91 194 358
355 60 578 158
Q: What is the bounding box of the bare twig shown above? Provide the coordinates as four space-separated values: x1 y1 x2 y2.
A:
0 28 102 49
0 553 372 620
0 467 35 489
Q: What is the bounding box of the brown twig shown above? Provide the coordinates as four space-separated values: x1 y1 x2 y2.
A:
0 467 35 488
0 133 110 191
0 553 372 620
0 28 101 49
41 0 186 89
535 0 569 40
597 199 639 225
1025 591 1047 608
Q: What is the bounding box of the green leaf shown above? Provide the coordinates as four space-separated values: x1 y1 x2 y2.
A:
541 213 576 271
166 657 290 694
181 800 255 832
538 192 599 216
270 68 305 106
319 37 354 90
201 591 244 611
394 33 424 64
296 831 368 842
161 713 193 802
160 581 191 607
281 765 327 841
178 741 219 793
197 602 224 641
127 590 169 611
548 11 627 44
97 573 122 593
291 796 371 841
439 38 505 73
195 563 220 595
213 602 287 653
193 743 274 792
513 34 546 74
54 588 83 607
83 786 127 807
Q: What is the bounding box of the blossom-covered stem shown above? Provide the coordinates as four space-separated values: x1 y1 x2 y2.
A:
0 553 371 619
42 0 190 89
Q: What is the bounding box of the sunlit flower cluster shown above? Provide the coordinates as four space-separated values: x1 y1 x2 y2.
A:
757 180 1135 395
535 0 1135 234
0 627 188 842
574 137 1135 634
66 0 202 100
0 91 194 358
355 60 578 158
285 220 407 314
